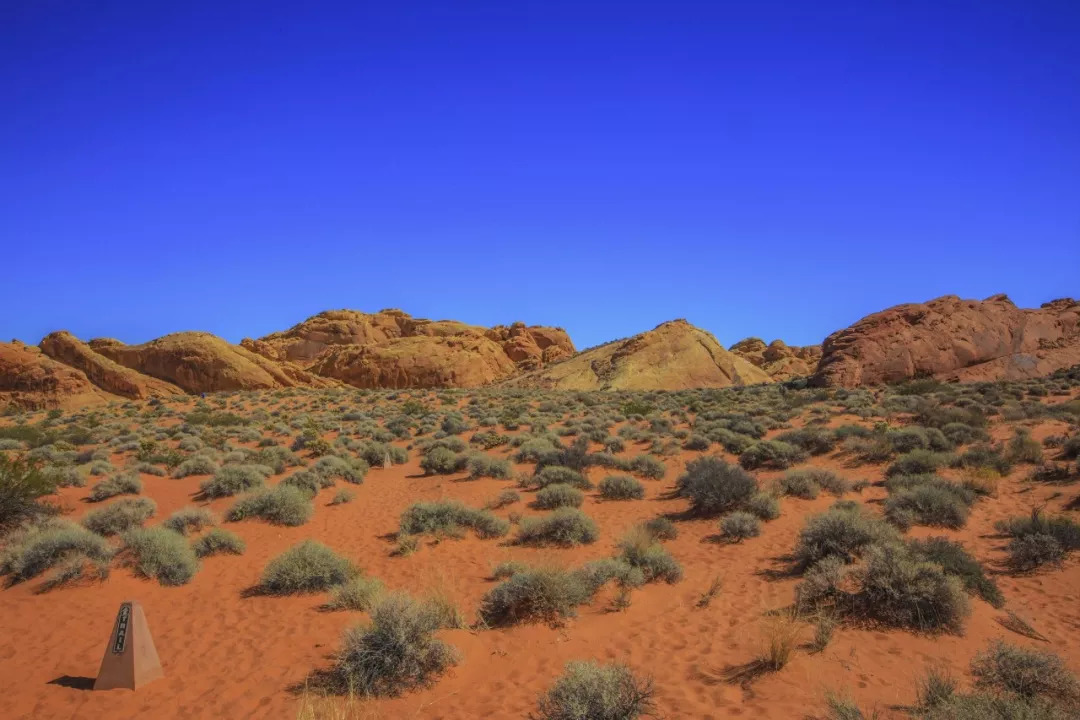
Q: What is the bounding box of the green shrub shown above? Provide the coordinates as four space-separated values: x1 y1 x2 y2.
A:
326 575 385 611
996 510 1080 571
399 499 509 539
777 470 820 499
628 455 666 480
516 508 598 546
163 506 216 535
886 450 952 478
87 471 142 502
971 640 1079 702
191 527 245 557
42 465 85 488
82 497 157 536
334 592 458 696
642 516 678 540
794 502 899 568
121 527 199 586
908 536 1003 607
281 468 333 495
172 455 218 478
598 475 645 500
199 464 270 499
227 485 312 526
529 465 591 490
466 453 511 479
487 488 520 509
329 488 355 505
720 511 761 542
0 519 113 583
312 455 368 484
534 483 585 509
617 528 682 583
675 456 757 515
956 445 1013 476
738 440 807 470
535 661 655 720
0 454 56 530
1006 534 1066 572
776 427 836 455
885 483 973 529
683 434 711 451
260 540 355 594
746 492 781 520
1006 429 1043 465
419 446 467 475
478 567 596 626
854 545 969 632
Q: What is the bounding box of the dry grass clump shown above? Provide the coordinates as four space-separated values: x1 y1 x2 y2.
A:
192 528 245 557
200 464 271 498
533 483 584 509
597 474 645 500
0 519 113 584
82 497 157 536
516 508 598 546
164 506 216 535
227 485 313 526
87 471 142 502
535 661 656 720
399 500 509 539
326 576 385 611
260 540 356 594
120 527 199 586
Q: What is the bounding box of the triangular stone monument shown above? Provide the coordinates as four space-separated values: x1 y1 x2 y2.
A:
94 600 164 690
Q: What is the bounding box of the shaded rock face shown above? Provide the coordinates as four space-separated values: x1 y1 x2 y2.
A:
242 309 575 384
0 341 120 410
729 338 822 381
507 319 773 391
813 295 1080 387
89 332 337 393
39 331 185 400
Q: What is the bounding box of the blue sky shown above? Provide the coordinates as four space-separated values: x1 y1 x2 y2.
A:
2 0 1077 351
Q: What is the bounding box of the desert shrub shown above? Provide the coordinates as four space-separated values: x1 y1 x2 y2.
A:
777 427 836 455
191 527 245 557
907 537 1003 607
956 445 1013 476
260 540 355 594
492 560 527 579
120 527 199 586
794 502 899 568
720 511 761 542
528 465 591 490
333 592 457 696
163 506 216 535
746 491 781 520
281 468 333 495
399 500 509 539
675 456 757 515
854 545 969 632
617 527 682 583
82 497 157 536
683 434 711 451
941 422 989 446
628 455 666 480
0 519 113 583
357 441 408 467
42 465 85 488
419 446 467 475
516 508 598 546
254 445 303 473
326 575 385 611
1006 534 1066 572
129 461 166 477
886 450 952 478
87 471 142 502
329 488 354 505
1006 429 1043 465
996 510 1080 571
707 428 756 454
487 488 520 509
478 567 595 626
227 485 312 526
642 516 678 540
971 640 1079 703
884 483 973 529
471 430 510 449
535 661 655 720
739 440 807 470
466 453 512 479
1061 435 1080 459
534 483 585 509
598 475 645 500
0 454 56 530
312 455 368 484
777 470 820 499
172 455 218 478
795 555 848 607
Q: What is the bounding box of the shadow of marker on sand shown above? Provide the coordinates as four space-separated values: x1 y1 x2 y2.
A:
48 676 94 691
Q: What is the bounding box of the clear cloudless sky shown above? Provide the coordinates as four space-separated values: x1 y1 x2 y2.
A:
2 0 1078 350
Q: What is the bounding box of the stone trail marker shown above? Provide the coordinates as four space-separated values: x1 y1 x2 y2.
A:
94 601 164 691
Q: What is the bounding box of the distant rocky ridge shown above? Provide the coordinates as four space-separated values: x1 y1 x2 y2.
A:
813 294 1080 387
3 295 1078 410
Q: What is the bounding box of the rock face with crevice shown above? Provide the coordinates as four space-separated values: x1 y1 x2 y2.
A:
729 337 822 381
812 294 1080 387
506 319 772 390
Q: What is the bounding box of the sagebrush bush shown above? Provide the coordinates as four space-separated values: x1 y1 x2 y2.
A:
121 527 199 586
854 545 970 632
776 427 836 455
908 536 1003 607
199 464 270 499
311 455 368 484
794 502 899 568
618 527 682 583
0 519 113 583
528 465 591 490
534 483 584 509
87 471 142 502
260 540 355 594
535 661 656 720
884 483 973 529
886 449 953 478
334 592 458 696
746 492 781 520
628 455 666 480
598 475 645 500
516 508 598 546
227 485 312 526
971 640 1079 703
82 497 157 536
399 500 509 539
172 455 218 478
738 440 807 470
281 468 334 495
479 567 595 626
675 456 757 515
326 575 385 611
642 516 678 540
720 511 761 542
996 509 1080 571
191 527 245 557
163 506 216 535
419 447 467 475
0 454 56 530
466 453 511 479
